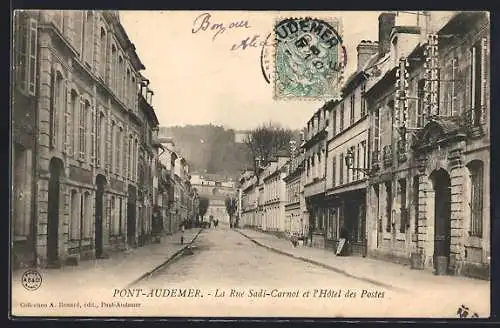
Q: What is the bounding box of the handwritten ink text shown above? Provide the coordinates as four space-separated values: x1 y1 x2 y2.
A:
192 13 251 41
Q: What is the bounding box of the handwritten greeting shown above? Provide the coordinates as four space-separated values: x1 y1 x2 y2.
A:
192 13 251 41
230 34 275 51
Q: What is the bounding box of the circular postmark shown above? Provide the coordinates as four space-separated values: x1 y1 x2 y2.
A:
273 17 346 98
22 269 42 291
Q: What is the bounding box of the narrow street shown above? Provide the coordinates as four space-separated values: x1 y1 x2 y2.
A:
130 227 489 318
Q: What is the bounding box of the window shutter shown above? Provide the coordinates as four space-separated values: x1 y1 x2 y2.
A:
105 117 111 171
64 81 71 155
79 97 85 160
480 37 488 125
96 111 101 167
49 69 56 149
28 18 37 96
450 57 457 116
13 12 22 85
91 103 96 163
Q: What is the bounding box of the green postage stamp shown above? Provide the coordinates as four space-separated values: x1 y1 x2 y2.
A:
273 17 346 100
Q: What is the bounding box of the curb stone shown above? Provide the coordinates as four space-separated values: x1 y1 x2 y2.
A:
127 228 205 287
236 229 408 293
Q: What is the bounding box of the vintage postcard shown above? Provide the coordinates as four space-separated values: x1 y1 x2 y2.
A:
10 10 491 318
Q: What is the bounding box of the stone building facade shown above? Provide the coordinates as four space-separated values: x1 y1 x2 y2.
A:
302 103 331 249
136 77 159 246
12 11 38 268
262 155 289 233
283 152 305 236
12 10 160 268
365 11 490 279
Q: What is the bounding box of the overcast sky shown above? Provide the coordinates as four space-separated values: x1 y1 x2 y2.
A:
120 11 424 130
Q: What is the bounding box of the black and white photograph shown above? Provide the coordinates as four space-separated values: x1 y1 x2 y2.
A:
10 10 491 318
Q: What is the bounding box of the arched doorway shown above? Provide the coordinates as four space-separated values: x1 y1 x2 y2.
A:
95 175 107 258
47 158 64 267
127 185 137 247
430 168 452 275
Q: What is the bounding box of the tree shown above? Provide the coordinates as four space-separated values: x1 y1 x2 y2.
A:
225 196 238 228
198 197 209 222
244 121 296 184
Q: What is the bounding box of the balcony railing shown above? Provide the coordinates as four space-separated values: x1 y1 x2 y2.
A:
383 145 393 168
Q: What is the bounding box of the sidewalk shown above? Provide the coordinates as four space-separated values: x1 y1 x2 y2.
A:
237 228 490 307
12 228 203 300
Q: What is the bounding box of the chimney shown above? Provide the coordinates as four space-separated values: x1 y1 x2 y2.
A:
356 40 379 71
378 12 397 57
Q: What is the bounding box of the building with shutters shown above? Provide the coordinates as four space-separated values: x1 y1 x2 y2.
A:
136 77 160 246
324 38 376 256
283 151 306 237
157 137 179 234
302 102 333 249
261 154 289 233
239 172 259 228
12 11 38 269
12 10 155 268
365 11 490 279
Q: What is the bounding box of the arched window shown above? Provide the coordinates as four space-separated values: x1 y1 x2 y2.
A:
70 190 80 240
118 126 123 176
78 97 86 159
111 121 116 172
85 100 92 159
118 56 124 99
96 111 104 166
70 90 78 156
126 69 131 107
131 76 136 111
467 160 484 237
99 27 107 78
